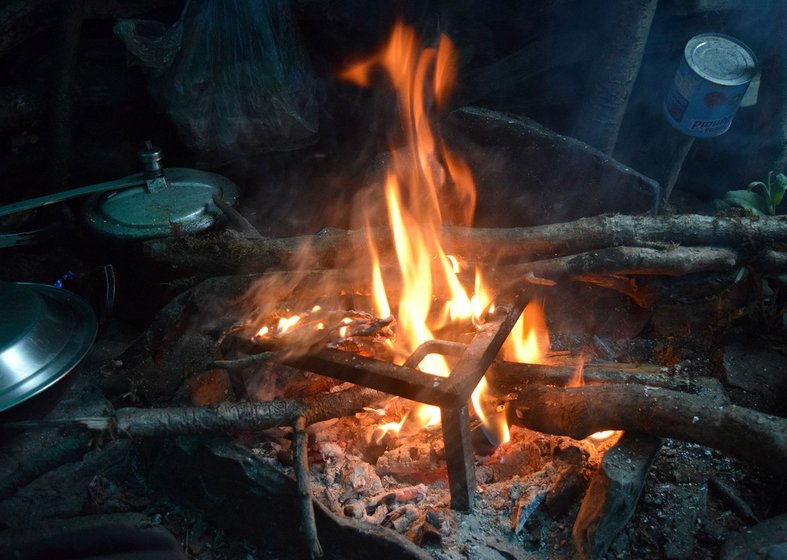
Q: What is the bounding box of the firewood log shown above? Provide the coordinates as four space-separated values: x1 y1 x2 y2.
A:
505 384 787 474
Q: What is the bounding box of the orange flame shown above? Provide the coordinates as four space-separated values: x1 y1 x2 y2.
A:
564 352 619 443
502 301 550 364
343 22 560 444
344 22 494 433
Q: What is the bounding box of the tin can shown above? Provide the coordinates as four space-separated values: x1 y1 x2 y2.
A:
663 33 757 137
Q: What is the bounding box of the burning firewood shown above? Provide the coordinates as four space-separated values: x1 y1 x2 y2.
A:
250 308 396 360
505 384 787 474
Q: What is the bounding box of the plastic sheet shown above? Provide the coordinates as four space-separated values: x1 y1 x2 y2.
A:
115 0 318 164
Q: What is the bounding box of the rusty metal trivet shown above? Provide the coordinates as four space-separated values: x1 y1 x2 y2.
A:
285 291 529 510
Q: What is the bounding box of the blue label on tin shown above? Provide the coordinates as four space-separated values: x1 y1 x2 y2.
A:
664 44 753 137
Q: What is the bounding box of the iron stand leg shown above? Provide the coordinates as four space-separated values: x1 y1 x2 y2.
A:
441 404 476 511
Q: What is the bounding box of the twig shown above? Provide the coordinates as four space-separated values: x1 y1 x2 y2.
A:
487 360 700 395
209 351 280 371
5 386 389 437
293 415 323 559
708 476 760 524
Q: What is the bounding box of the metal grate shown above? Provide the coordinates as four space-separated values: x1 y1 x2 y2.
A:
283 291 529 510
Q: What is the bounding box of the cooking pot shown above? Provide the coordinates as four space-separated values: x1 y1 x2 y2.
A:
0 281 97 420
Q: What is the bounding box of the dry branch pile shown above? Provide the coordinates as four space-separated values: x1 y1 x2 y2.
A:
144 214 787 304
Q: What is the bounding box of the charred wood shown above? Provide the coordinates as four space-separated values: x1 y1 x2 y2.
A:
708 476 760 525
151 437 432 559
302 386 388 425
505 384 787 474
572 433 662 560
212 194 263 240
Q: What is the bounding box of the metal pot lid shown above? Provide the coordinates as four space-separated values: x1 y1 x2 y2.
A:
82 168 238 240
0 281 97 413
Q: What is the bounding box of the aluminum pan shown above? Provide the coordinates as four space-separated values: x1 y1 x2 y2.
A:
0 282 97 413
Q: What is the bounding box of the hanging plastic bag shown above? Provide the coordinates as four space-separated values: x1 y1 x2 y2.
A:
114 0 318 165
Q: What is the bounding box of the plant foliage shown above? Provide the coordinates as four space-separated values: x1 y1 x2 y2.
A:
716 171 787 216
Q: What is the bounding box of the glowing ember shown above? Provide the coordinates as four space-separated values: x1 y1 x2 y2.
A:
589 430 617 441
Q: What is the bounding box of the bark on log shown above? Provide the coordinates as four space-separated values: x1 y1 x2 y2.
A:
571 0 657 154
486 360 715 395
572 432 662 560
498 246 740 291
8 386 389 436
505 384 787 474
143 215 787 274
113 400 305 436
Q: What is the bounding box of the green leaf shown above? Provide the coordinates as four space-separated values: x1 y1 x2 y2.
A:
722 190 771 215
747 180 769 199
771 173 787 208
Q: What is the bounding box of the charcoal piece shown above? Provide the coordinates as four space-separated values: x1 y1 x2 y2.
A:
543 469 582 519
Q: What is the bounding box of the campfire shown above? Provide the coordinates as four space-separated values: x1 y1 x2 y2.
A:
234 21 620 514
2 5 787 560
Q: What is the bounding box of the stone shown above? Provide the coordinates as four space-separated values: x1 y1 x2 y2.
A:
766 542 787 560
722 344 787 414
442 106 658 228
721 513 787 560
